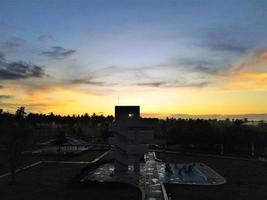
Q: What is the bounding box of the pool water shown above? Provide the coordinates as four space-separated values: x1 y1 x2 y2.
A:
157 163 207 183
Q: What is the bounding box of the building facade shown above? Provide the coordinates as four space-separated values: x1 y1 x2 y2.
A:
109 106 157 175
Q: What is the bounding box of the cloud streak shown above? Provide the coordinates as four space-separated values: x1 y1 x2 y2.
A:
0 95 12 99
198 27 250 54
70 79 106 86
68 63 213 89
178 58 225 75
1 37 26 51
230 49 267 72
194 65 220 75
41 46 76 59
136 80 210 88
0 94 13 99
38 34 55 42
203 41 248 54
220 49 267 90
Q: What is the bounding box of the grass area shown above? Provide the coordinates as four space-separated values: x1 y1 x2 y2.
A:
4 151 265 200
0 150 107 174
0 162 141 200
157 152 267 200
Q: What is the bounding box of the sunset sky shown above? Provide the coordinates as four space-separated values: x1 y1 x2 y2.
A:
0 0 267 117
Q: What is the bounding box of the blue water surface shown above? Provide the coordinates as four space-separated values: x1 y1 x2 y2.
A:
157 163 206 183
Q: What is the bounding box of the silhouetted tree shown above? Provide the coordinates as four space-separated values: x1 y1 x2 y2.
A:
7 107 29 184
55 130 66 152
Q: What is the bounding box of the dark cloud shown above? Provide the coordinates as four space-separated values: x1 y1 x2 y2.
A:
136 82 166 87
41 46 76 59
0 95 12 99
0 52 5 59
38 34 55 42
2 37 26 50
0 53 47 80
205 42 248 53
70 79 105 86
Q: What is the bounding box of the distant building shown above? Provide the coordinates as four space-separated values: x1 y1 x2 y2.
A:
109 106 158 175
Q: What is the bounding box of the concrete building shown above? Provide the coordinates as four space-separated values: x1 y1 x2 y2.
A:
109 106 157 175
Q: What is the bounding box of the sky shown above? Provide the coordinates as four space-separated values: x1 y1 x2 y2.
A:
0 0 267 117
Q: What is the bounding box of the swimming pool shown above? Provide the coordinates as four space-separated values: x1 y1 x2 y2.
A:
157 163 207 184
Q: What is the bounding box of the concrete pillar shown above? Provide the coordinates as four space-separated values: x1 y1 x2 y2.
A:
220 144 224 155
251 143 255 157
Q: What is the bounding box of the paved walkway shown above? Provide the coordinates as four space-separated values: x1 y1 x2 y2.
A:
84 151 226 199
142 152 164 200
84 152 166 200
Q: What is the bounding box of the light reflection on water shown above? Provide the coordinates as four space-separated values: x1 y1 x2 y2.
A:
157 163 206 183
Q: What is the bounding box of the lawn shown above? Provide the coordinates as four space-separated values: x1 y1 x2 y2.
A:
0 150 107 174
0 162 141 200
157 152 267 200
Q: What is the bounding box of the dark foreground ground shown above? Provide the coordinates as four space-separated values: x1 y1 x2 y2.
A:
157 152 267 200
0 150 105 174
0 151 141 200
1 151 267 200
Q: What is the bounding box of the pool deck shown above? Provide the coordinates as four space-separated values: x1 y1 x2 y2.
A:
82 152 226 200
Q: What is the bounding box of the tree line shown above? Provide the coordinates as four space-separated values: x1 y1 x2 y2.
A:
0 108 114 126
159 118 267 156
